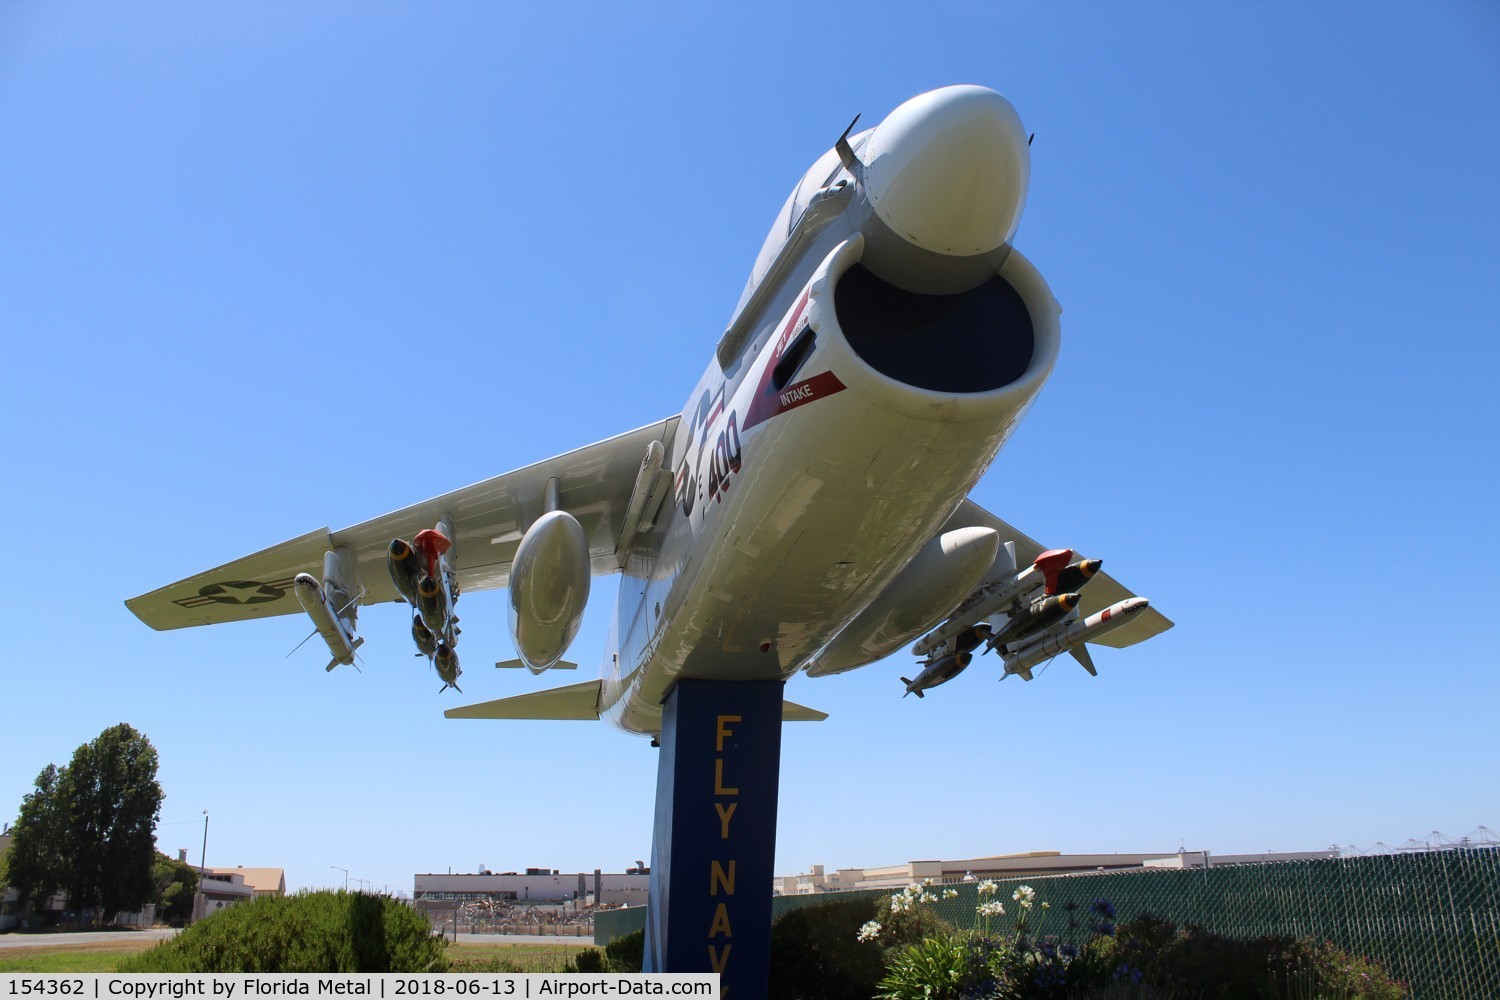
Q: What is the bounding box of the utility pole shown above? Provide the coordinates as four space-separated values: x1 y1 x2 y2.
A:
192 810 209 923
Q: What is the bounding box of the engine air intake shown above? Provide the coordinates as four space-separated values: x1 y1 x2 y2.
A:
834 263 1034 393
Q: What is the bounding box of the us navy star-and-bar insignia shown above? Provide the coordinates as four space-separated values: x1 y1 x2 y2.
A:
173 576 299 609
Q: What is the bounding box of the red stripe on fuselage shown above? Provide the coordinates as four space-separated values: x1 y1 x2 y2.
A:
741 288 846 430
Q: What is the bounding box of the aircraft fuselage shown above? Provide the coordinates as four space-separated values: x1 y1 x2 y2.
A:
600 86 1060 735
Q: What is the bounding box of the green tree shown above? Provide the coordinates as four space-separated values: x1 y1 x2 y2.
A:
5 763 68 912
57 724 164 922
3 724 165 925
152 851 199 925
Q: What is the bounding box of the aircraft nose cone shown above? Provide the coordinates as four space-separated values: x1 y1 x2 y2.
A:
862 85 1030 256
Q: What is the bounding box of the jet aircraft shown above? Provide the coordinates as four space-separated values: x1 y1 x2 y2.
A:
127 85 1172 735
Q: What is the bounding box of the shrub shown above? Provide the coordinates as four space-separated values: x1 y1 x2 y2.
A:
769 897 887 1000
119 891 446 973
603 929 644 972
1094 914 1406 999
877 934 1013 1000
572 948 605 973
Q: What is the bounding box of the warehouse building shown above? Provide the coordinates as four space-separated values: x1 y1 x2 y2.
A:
413 868 651 908
774 849 1338 894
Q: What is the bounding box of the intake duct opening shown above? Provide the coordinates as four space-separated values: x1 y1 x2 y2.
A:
834 263 1035 393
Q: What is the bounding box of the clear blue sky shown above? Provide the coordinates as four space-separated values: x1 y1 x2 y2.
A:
3 2 1496 897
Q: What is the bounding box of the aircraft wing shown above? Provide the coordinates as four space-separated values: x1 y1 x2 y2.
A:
942 499 1173 648
126 416 681 631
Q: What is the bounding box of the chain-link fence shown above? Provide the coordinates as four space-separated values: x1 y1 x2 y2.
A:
596 850 1500 998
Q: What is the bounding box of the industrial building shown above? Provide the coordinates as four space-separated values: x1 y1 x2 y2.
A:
413 868 650 908
774 849 1338 895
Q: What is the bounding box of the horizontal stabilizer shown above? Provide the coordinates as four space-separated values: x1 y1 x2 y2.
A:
495 659 578 670
782 699 829 722
445 680 601 721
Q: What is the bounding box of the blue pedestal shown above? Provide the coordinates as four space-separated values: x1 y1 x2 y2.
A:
642 678 785 997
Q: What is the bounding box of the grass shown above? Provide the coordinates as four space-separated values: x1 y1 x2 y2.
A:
0 937 163 973
0 937 597 974
446 942 596 972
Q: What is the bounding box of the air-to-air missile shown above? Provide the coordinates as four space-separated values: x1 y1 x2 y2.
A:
292 573 363 672
999 597 1151 681
901 650 973 698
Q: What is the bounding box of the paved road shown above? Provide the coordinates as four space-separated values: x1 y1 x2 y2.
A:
0 928 179 950
0 929 590 950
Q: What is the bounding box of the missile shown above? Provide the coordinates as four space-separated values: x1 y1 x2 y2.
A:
417 574 447 632
411 616 438 658
435 642 462 693
387 539 422 604
912 548 1073 657
900 650 972 699
1051 559 1102 597
999 598 1151 680
293 573 364 671
987 592 1080 652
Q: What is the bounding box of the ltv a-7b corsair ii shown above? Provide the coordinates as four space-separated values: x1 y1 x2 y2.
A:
128 85 1172 989
127 84 1170 728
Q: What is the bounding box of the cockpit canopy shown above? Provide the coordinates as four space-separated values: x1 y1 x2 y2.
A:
731 134 870 321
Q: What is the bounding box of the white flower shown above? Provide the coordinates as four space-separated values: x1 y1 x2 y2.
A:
977 879 998 897
923 877 935 886
976 900 1005 918
1013 885 1036 910
942 888 959 899
856 920 882 942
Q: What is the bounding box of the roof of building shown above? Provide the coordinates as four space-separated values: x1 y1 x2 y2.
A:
209 866 286 893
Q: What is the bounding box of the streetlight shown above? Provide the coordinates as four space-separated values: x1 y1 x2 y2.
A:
331 866 349 891
352 878 372 892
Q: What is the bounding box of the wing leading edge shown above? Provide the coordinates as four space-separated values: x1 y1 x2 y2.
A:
126 416 680 631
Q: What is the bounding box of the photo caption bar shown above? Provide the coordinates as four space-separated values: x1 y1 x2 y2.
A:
1 975 718 1000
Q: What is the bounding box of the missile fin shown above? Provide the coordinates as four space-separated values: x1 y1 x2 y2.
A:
997 540 1017 576
1069 645 1097 677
